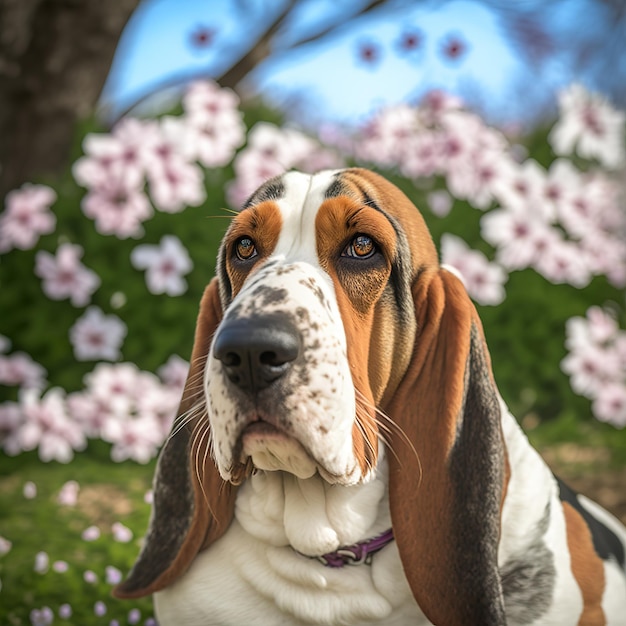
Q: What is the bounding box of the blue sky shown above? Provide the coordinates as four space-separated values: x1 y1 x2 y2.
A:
100 0 601 129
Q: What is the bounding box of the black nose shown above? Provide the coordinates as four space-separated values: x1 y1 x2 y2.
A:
213 314 300 393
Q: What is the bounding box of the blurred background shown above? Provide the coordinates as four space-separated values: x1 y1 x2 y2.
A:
1 1 625 624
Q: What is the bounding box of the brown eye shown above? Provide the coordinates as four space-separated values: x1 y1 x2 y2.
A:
235 237 257 261
343 234 376 259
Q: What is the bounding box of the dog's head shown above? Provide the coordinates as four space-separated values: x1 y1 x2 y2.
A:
115 168 506 624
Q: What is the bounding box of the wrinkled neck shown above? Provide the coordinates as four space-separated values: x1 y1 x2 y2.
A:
234 453 391 557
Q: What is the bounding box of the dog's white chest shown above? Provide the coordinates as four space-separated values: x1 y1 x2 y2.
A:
154 469 427 626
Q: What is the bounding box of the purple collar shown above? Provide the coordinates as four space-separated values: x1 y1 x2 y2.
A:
308 528 395 568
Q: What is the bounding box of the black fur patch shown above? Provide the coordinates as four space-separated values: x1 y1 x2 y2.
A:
242 175 286 210
556 476 625 567
117 426 195 593
447 323 507 623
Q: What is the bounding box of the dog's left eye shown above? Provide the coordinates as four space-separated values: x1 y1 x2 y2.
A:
342 235 376 259
235 237 257 261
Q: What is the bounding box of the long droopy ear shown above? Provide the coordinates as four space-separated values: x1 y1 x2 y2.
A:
114 278 237 599
385 268 507 625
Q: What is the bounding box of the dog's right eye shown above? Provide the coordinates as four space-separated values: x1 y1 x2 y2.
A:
235 237 257 261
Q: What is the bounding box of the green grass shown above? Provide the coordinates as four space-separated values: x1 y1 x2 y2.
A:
0 444 155 625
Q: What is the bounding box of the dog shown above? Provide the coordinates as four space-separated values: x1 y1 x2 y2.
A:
114 168 626 625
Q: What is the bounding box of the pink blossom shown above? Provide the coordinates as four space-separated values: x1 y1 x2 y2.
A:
58 604 72 619
441 234 508 305
561 308 625 410
23 481 37 499
73 118 159 191
549 84 625 168
57 480 80 506
94 601 107 617
532 236 591 288
354 105 418 167
183 81 245 168
561 344 616 397
34 551 49 574
0 402 22 455
69 307 127 362
592 384 626 428
18 388 86 463
111 523 133 544
143 116 207 212
105 564 123 584
83 569 98 583
0 184 56 253
426 189 453 217
29 607 53 626
148 158 206 213
419 89 463 125
437 111 508 209
490 158 552 219
131 235 193 296
481 206 553 270
52 560 69 573
66 390 112 438
440 33 468 61
189 25 216 49
82 526 101 542
35 243 100 306
0 351 47 389
158 354 189 391
82 180 153 239
103 413 163 464
585 306 620 342
356 39 381 65
71 362 174 461
128 608 142 625
543 159 582 229
399 131 441 179
0 535 12 556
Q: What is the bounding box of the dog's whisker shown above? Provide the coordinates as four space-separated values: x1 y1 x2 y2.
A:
354 388 422 485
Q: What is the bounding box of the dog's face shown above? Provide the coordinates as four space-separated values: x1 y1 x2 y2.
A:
116 168 507 624
206 168 438 486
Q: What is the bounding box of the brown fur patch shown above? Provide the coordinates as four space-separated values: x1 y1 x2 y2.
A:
562 502 607 626
224 202 283 296
386 269 506 624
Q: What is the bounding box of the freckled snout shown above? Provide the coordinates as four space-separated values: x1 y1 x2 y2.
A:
213 313 301 393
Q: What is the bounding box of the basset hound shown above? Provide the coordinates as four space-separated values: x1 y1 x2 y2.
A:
114 168 626 625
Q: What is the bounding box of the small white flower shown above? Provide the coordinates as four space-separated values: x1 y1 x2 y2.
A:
440 234 507 305
111 522 133 543
131 235 193 296
0 184 56 253
34 551 49 574
69 307 127 362
0 535 12 556
52 560 69 573
81 526 101 542
57 480 80 506
105 564 123 584
549 84 625 168
35 243 100 307
23 481 37 499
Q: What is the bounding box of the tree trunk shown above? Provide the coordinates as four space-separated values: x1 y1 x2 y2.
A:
0 0 140 197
